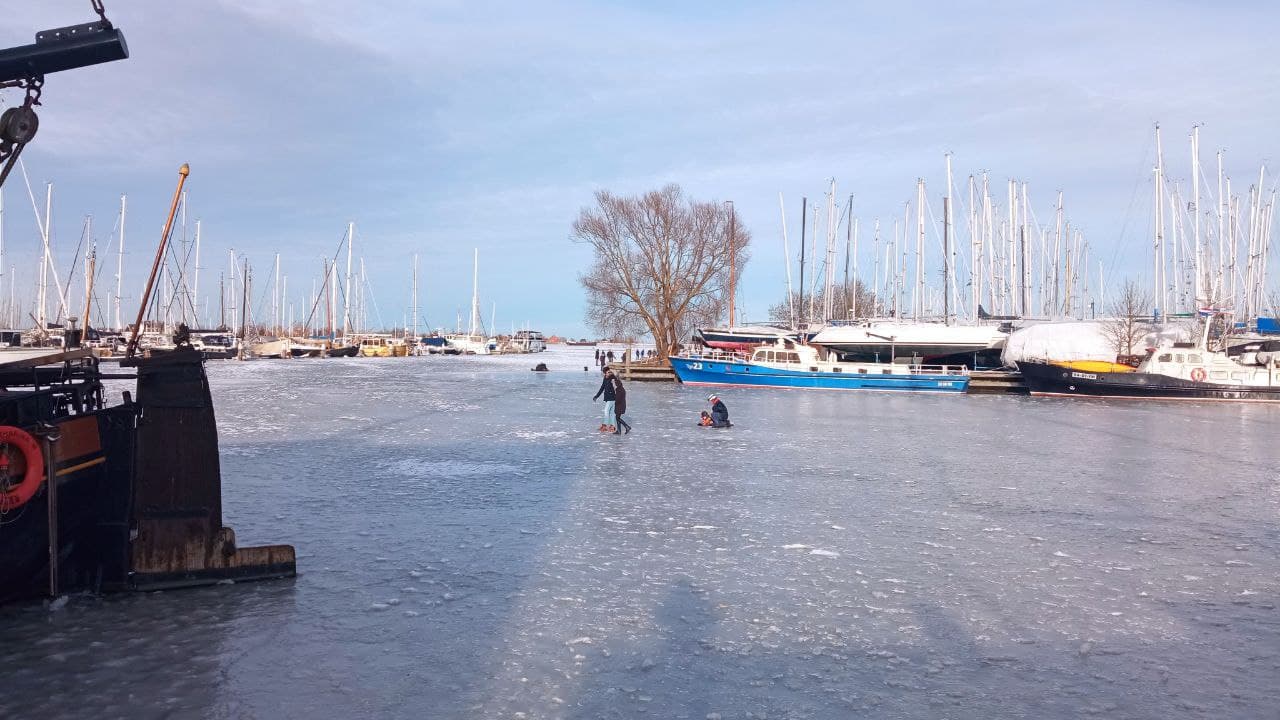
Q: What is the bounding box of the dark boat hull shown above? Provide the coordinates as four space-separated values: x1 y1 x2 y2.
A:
1 348 296 604
1017 360 1280 402
327 344 358 357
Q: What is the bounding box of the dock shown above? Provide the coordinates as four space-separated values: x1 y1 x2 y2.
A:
609 358 677 382
967 369 1028 394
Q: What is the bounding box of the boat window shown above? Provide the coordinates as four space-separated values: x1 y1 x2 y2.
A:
882 369 892 374
786 353 800 363
1210 370 1227 379
1188 354 1201 363
1158 353 1172 362
858 368 867 374
809 366 819 372
1175 354 1185 363
1231 373 1246 382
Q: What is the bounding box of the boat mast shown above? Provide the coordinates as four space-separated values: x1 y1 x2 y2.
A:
1154 123 1166 320
126 165 190 357
38 182 51 330
412 253 419 339
1192 125 1203 308
798 196 806 326
1020 182 1030 317
272 252 280 336
943 154 953 325
1216 149 1225 301
872 218 881 316
915 178 925 320
727 199 736 327
238 258 249 357
342 221 354 339
779 193 795 330
809 202 819 323
849 196 858 319
968 174 978 321
82 248 95 338
193 219 201 327
470 248 480 336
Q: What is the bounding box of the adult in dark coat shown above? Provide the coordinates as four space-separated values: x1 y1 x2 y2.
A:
592 367 616 431
612 374 632 434
708 394 731 428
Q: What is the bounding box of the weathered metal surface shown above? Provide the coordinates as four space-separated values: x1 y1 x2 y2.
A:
128 347 295 589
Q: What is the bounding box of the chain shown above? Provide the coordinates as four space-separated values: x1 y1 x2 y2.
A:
0 75 43 189
91 0 111 25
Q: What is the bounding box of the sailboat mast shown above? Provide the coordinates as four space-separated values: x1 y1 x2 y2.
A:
342 221 354 339
727 200 736 327
943 155 953 325
1154 124 1166 319
191 219 201 327
798 196 806 326
915 178 925 319
779 193 795 330
470 248 479 336
1192 125 1203 307
412 253 419 338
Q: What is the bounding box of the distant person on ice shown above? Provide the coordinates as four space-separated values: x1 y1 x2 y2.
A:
708 394 731 428
592 367 616 432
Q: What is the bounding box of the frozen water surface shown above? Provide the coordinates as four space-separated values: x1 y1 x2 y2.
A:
2 346 1279 719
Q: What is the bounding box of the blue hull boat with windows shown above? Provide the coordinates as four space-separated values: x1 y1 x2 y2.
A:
669 341 970 393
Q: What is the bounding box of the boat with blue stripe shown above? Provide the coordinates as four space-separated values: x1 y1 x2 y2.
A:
669 341 969 393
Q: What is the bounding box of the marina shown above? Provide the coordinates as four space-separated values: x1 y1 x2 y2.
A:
4 2 1280 719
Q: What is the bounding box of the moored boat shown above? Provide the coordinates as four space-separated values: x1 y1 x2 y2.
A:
694 324 804 354
1019 339 1280 402
810 320 1008 367
669 341 969 393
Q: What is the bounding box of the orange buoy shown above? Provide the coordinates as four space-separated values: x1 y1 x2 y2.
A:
1190 367 1207 382
0 426 44 512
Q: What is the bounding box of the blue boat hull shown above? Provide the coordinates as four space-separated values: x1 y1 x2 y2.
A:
668 356 969 393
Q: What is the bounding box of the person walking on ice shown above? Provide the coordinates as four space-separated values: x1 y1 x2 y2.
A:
592 367 617 432
611 372 632 434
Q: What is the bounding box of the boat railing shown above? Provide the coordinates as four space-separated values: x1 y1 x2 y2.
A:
683 349 751 363
905 364 970 376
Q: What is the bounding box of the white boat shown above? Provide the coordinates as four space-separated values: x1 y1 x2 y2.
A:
249 338 290 359
445 333 495 355
809 320 1008 366
508 330 547 353
446 249 495 354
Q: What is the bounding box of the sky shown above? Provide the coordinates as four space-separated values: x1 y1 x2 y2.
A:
1 1 1277 336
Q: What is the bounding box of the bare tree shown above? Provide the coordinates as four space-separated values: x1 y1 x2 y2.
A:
766 279 881 327
575 185 749 359
1100 279 1153 361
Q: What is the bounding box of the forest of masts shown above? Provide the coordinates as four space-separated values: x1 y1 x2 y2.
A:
0 179 435 340
779 126 1276 328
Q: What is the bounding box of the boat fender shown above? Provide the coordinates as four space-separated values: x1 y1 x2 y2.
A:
1190 368 1206 382
0 426 45 512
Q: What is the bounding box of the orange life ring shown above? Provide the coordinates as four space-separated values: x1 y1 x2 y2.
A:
1190 367 1207 382
0 426 44 512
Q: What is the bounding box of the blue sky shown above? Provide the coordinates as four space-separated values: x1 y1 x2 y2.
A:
2 1 1277 335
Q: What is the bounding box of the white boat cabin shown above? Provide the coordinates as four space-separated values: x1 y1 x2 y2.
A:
1141 343 1280 386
